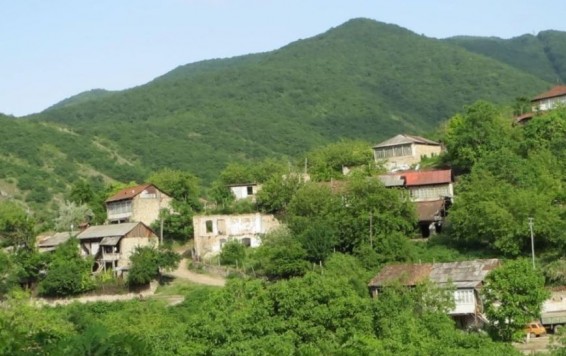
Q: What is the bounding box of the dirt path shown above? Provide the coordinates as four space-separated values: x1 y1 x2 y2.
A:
165 258 226 287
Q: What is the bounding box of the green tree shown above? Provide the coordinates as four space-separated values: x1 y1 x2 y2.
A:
305 140 375 181
0 201 34 249
219 240 246 266
127 247 180 286
482 259 550 341
54 201 93 232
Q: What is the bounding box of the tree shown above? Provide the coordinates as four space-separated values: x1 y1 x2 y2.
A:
305 140 375 181
38 237 94 297
219 240 246 266
482 259 550 341
54 201 93 232
0 201 34 249
127 247 180 286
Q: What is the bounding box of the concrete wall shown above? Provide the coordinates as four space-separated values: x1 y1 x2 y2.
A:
131 191 173 226
118 236 158 267
409 183 453 202
533 96 566 111
193 213 280 259
383 143 441 171
229 185 262 201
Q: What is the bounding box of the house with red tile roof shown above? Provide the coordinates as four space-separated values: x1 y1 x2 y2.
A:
105 183 172 226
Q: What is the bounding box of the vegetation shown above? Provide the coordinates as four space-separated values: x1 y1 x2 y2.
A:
127 246 181 286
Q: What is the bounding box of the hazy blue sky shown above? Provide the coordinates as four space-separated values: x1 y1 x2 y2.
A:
2 0 565 116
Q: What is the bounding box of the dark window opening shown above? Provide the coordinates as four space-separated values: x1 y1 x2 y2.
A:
241 238 251 247
247 186 254 195
205 220 213 233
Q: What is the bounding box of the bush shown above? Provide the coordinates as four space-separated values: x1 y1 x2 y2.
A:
219 240 246 266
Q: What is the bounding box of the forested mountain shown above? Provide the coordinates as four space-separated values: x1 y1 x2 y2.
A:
2 18 562 214
446 30 566 83
29 18 551 182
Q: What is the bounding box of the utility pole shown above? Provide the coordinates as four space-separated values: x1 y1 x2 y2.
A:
369 212 373 248
528 217 535 270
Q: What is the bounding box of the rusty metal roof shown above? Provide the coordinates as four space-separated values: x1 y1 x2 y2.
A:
106 183 160 203
415 200 445 222
532 85 566 101
373 134 440 149
403 169 452 186
368 259 500 288
368 263 433 287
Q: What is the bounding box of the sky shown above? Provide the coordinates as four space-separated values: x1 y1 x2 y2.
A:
1 0 565 116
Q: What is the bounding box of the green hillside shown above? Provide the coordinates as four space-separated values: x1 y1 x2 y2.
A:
45 89 116 111
446 30 566 83
0 114 146 216
30 18 550 183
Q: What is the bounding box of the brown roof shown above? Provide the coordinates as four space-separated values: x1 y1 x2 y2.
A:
373 134 440 149
515 112 534 124
368 263 433 287
368 259 501 289
403 170 452 186
106 183 158 203
532 85 566 101
415 200 445 222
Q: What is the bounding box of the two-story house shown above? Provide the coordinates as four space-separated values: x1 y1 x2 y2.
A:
373 134 442 172
368 259 501 328
105 184 172 226
516 85 566 124
379 169 453 237
77 222 158 272
192 213 280 260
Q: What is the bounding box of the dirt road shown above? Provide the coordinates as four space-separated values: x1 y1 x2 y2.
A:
165 258 226 287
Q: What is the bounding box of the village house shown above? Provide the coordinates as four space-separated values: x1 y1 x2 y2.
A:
373 134 442 172
37 231 73 253
228 183 262 202
105 183 172 226
77 222 158 272
516 85 566 124
379 169 454 237
368 259 501 328
192 213 280 259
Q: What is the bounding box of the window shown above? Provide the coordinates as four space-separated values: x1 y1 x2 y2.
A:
247 186 254 195
374 144 412 159
107 200 132 215
241 238 251 247
205 220 213 233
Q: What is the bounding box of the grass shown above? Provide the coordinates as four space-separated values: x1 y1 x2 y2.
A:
154 276 220 297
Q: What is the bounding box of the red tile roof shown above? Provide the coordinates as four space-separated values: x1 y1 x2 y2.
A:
532 85 566 101
402 170 452 186
106 183 156 203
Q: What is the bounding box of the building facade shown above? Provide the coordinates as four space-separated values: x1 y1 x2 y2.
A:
373 134 442 172
105 184 172 226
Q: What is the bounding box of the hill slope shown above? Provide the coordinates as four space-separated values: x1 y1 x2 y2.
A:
30 19 551 183
445 30 566 83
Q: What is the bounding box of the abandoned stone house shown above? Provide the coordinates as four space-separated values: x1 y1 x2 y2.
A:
379 169 454 237
228 183 262 202
105 183 172 226
368 259 501 328
77 222 158 273
373 134 442 172
192 213 280 259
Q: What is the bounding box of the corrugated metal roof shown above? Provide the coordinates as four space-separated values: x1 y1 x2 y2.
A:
368 263 433 287
106 183 158 203
38 232 72 247
100 236 122 246
403 170 452 186
77 223 139 240
378 175 405 187
415 200 445 222
532 85 566 101
429 259 500 287
373 134 440 149
368 259 500 288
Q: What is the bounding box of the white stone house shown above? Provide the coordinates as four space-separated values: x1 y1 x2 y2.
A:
77 222 158 272
192 213 280 259
532 85 566 112
105 183 172 226
228 183 262 202
373 134 442 172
